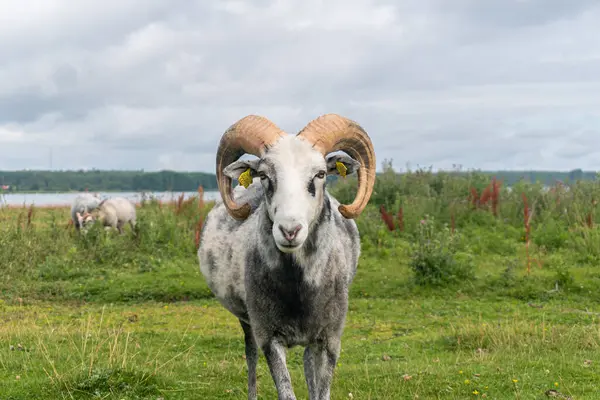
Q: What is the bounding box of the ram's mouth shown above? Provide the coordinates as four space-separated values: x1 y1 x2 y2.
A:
277 242 301 253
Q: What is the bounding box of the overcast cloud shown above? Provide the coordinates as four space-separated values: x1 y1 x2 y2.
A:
1 0 600 172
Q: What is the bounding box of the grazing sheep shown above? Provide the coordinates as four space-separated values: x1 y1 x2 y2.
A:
71 193 102 231
198 114 376 400
80 197 137 234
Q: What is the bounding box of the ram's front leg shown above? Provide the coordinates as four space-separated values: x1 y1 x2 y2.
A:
261 339 296 400
303 346 317 398
240 320 258 400
311 337 341 400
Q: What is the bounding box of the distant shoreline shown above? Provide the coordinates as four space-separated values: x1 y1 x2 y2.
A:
1 199 219 210
0 190 221 207
0 189 212 194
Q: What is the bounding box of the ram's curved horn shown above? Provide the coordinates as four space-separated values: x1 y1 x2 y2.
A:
297 114 376 219
216 115 286 220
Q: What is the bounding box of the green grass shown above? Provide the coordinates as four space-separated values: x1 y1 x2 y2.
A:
1 167 600 399
2 299 599 399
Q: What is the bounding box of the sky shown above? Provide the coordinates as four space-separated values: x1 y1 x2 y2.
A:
1 0 600 173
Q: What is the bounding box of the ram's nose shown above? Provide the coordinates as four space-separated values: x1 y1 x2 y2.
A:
278 224 302 242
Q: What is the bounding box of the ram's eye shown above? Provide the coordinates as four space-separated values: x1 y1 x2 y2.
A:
258 171 267 180
316 171 326 179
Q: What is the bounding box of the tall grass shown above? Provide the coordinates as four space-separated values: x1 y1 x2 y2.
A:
0 192 212 303
0 165 598 304
332 162 600 266
1 166 600 299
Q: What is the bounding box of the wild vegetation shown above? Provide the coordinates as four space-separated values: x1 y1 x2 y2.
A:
1 163 600 399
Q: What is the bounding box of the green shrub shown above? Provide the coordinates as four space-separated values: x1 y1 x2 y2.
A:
568 226 600 263
408 215 474 286
532 217 570 251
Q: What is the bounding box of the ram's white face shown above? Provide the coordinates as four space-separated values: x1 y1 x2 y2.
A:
224 135 359 253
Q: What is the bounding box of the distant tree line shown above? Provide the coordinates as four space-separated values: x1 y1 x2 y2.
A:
382 161 596 186
472 168 596 186
0 170 218 192
0 168 596 193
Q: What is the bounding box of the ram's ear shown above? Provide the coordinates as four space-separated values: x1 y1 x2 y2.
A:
223 159 261 180
326 154 361 176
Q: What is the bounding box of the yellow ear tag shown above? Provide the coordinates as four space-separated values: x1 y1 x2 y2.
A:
335 161 347 178
238 168 253 189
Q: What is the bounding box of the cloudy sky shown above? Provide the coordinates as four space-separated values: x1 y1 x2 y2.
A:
1 0 600 173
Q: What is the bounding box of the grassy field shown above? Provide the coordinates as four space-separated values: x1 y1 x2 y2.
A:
1 166 600 399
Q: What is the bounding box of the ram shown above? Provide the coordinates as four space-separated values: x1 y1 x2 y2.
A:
71 193 102 231
79 197 137 234
198 114 375 400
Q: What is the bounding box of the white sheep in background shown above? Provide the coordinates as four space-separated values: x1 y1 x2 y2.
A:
71 193 102 231
198 114 376 400
80 197 137 234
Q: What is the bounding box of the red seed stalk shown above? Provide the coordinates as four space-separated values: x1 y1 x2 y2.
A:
26 204 34 228
479 184 492 206
379 205 395 231
491 177 501 217
469 187 479 209
397 206 404 232
175 193 185 215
